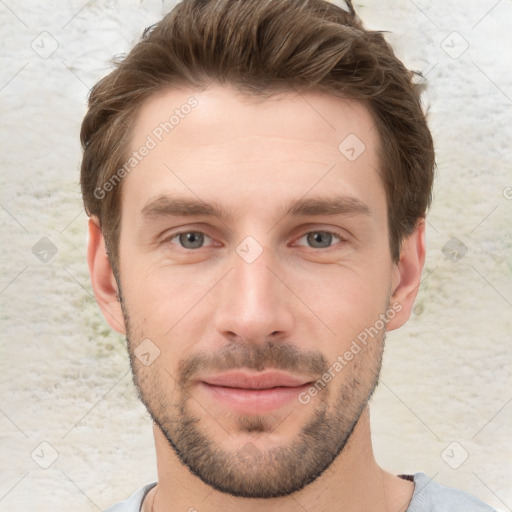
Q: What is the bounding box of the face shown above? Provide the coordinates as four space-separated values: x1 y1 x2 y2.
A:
100 84 412 498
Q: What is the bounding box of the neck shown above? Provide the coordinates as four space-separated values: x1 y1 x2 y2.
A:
144 407 414 512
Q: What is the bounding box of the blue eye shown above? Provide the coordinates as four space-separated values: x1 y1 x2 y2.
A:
168 231 213 250
296 231 343 249
163 229 345 251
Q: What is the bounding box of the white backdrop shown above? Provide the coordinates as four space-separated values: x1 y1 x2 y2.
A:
0 1 511 510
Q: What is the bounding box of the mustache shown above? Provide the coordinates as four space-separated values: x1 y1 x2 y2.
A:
176 341 329 386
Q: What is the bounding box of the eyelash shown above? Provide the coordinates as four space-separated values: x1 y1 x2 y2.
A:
162 229 347 251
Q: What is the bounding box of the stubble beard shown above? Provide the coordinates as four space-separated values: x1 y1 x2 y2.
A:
121 298 385 498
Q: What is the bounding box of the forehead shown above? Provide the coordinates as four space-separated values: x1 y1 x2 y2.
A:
131 84 379 155
122 84 384 222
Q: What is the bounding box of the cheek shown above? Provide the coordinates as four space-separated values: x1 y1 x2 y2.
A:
122 262 215 355
299 264 391 343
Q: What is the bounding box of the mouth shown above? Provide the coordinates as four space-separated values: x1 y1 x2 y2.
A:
198 370 313 414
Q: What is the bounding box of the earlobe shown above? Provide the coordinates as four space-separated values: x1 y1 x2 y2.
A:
387 219 426 332
87 217 126 335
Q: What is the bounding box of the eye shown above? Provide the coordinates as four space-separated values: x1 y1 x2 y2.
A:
165 231 214 250
295 230 345 249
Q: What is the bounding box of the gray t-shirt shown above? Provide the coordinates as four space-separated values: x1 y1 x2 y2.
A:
104 473 497 512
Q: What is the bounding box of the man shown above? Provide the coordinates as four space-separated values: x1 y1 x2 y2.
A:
80 0 497 510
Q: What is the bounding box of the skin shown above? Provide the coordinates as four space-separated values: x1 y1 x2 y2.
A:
88 84 425 512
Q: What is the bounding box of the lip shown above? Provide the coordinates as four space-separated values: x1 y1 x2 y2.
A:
198 371 313 415
201 370 312 389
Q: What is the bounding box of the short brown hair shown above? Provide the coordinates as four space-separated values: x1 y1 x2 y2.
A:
80 0 435 276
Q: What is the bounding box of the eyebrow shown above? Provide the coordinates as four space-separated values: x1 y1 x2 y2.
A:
284 195 370 218
140 194 371 223
141 195 235 221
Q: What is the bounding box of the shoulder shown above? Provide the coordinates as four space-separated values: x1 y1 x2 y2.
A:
407 473 497 512
103 482 157 512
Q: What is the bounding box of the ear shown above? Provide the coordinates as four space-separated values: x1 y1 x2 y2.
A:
87 217 126 335
386 218 426 331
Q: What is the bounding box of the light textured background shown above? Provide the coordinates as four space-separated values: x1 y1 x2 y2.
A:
0 1 511 510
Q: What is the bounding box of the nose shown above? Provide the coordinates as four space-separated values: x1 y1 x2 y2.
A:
213 243 295 345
